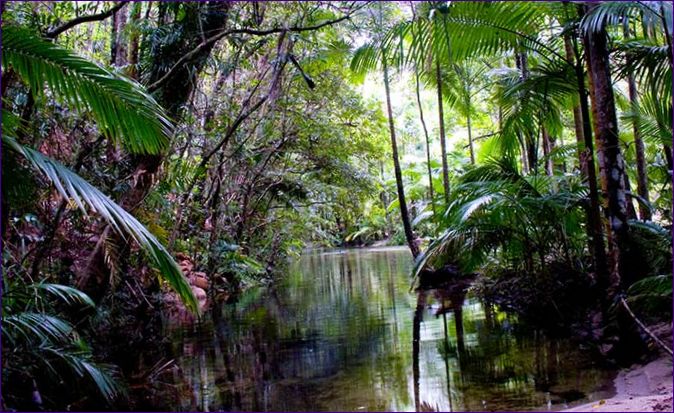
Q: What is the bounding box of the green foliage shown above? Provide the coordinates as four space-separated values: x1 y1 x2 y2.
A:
2 25 172 154
626 274 673 316
580 1 671 35
3 134 198 314
2 277 122 408
414 157 587 278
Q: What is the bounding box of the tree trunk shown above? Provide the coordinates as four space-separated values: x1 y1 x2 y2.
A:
435 59 451 204
111 3 128 67
518 133 529 173
383 53 420 259
108 3 128 163
622 172 638 220
467 107 475 165
542 126 553 176
624 24 651 220
516 51 538 173
572 5 609 285
564 33 588 177
664 145 674 172
583 4 629 297
415 71 435 214
126 2 142 79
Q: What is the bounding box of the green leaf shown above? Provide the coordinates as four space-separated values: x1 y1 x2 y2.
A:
36 282 96 308
3 135 198 314
2 25 173 154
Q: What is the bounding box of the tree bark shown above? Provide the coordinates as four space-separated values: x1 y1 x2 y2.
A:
622 172 638 220
573 5 609 286
435 60 451 204
583 3 629 297
126 2 141 79
564 33 588 178
383 52 420 259
542 126 553 176
112 3 128 67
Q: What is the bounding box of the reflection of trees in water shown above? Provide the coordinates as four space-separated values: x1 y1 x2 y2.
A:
152 249 609 412
168 249 416 411
412 282 609 412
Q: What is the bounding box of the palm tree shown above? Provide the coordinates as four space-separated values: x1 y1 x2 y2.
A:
395 1 611 284
579 1 673 295
582 1 673 221
410 3 436 214
434 58 451 203
351 11 421 259
2 25 198 312
413 70 436 213
624 22 651 220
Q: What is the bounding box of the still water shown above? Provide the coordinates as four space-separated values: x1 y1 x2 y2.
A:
165 247 614 412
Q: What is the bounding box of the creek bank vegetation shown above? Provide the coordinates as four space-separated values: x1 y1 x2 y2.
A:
1 1 672 411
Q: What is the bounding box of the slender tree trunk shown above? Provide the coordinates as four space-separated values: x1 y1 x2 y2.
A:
572 6 608 285
435 59 451 204
564 33 588 177
622 172 638 220
516 51 537 173
111 3 128 67
108 4 128 163
583 4 629 297
379 160 392 233
110 8 118 65
383 53 420 259
467 105 475 165
542 126 553 176
664 145 674 172
518 133 529 173
624 25 651 220
126 2 141 80
415 71 435 214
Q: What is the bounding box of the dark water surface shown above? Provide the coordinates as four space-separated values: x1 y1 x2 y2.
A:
165 247 614 412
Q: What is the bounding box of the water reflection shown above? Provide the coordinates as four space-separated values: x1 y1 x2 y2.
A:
162 247 613 412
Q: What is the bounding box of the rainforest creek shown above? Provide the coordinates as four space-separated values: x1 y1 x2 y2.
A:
1 2 672 412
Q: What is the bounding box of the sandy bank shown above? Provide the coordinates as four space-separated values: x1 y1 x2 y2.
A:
563 356 672 412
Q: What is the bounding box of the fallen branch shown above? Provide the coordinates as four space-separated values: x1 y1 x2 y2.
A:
620 296 673 356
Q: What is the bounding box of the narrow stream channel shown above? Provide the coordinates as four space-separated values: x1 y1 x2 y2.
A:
164 247 615 411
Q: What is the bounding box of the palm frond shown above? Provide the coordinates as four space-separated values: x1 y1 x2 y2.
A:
350 43 382 76
581 1 671 34
412 2 552 63
35 283 96 308
621 91 672 147
2 25 173 154
626 274 673 315
3 312 74 345
615 39 672 100
3 135 198 313
41 347 122 403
